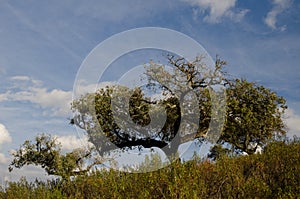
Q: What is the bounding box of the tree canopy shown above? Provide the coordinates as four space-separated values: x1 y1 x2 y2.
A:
9 134 105 179
219 79 287 155
70 55 287 158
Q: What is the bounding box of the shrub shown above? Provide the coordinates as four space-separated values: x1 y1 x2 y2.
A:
1 139 299 198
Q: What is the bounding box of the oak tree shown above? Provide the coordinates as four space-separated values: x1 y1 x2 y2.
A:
9 134 105 179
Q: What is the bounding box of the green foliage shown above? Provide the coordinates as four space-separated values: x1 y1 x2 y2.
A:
6 55 290 198
9 134 99 179
71 85 181 157
222 79 287 155
2 139 300 198
9 134 62 175
208 144 231 160
71 55 287 158
70 55 229 157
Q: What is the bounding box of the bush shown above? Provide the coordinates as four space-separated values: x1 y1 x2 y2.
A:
1 139 299 198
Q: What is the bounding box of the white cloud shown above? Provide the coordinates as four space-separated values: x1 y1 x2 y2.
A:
15 87 72 116
226 8 250 23
72 80 116 100
10 76 31 81
0 123 12 164
0 92 8 103
56 135 92 151
264 0 293 30
10 75 42 86
0 123 11 145
284 108 300 137
0 164 52 183
183 0 249 23
1 76 116 117
0 77 72 117
0 153 8 164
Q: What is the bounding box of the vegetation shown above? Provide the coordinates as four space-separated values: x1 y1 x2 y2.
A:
6 56 293 198
70 55 287 159
8 134 106 180
1 138 300 198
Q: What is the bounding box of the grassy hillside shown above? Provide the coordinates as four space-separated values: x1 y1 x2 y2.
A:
1 139 299 199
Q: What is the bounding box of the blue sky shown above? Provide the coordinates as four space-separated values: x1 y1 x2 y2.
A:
0 0 300 181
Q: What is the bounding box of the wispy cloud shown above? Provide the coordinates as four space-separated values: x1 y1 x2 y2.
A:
183 0 249 23
264 0 293 30
0 76 72 117
73 0 173 23
10 76 31 81
10 76 42 87
4 2 82 61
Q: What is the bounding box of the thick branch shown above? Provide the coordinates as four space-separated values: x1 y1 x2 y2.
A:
115 137 168 149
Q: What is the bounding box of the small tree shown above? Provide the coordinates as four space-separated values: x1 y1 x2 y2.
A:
220 79 287 155
9 134 105 179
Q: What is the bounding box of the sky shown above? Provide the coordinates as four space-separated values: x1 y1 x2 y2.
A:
0 0 300 182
